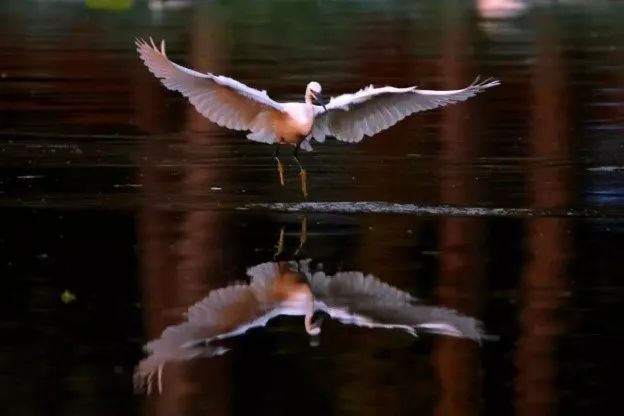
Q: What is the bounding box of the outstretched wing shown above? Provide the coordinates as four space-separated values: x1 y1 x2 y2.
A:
136 38 284 140
311 78 500 143
134 283 281 393
310 271 484 341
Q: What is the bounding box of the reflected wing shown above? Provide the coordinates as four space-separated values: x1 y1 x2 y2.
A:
310 271 483 341
246 261 281 283
311 78 499 143
136 38 285 137
134 283 281 392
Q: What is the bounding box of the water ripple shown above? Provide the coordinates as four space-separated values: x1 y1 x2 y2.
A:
242 201 620 218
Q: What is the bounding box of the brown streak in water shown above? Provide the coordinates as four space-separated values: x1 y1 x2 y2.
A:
515 13 571 416
174 17 231 416
136 12 231 416
434 4 484 416
351 9 434 203
329 14 434 416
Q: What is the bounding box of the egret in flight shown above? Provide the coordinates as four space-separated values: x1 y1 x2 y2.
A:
136 38 500 196
134 259 484 394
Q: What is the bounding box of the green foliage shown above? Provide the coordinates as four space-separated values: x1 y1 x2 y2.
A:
86 0 134 11
61 290 77 304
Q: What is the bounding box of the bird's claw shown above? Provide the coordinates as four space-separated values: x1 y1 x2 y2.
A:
294 216 307 256
274 226 285 258
144 364 164 395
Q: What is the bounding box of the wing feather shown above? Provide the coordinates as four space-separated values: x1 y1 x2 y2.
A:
136 38 284 138
311 271 484 341
312 78 500 143
134 279 288 391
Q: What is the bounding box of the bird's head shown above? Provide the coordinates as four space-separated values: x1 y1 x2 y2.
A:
307 81 322 93
306 81 326 110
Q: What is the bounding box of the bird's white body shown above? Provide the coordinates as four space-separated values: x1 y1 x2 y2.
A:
282 103 314 133
272 102 315 144
136 38 500 152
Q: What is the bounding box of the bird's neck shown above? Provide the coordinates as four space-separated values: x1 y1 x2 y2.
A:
303 296 316 334
304 91 313 105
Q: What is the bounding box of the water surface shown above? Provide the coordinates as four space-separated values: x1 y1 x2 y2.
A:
1 1 622 415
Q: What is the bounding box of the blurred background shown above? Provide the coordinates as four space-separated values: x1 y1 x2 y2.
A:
0 0 622 415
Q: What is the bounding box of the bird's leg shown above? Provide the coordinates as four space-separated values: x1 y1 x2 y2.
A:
293 142 308 198
274 226 285 259
294 216 307 256
274 144 284 186
157 363 163 395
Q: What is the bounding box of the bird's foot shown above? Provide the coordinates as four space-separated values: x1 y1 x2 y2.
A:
294 216 307 256
299 169 308 198
145 364 164 395
294 217 308 257
274 226 285 259
276 158 285 186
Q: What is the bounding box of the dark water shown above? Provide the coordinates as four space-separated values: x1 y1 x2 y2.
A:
1 0 623 415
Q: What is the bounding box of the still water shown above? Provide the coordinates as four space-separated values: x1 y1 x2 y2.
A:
1 0 623 415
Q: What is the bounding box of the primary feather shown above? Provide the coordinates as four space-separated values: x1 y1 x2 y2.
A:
309 271 484 341
135 38 284 139
311 78 500 143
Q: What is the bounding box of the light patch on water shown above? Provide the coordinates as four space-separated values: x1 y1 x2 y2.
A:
242 202 607 218
17 175 44 179
587 166 624 172
113 184 143 188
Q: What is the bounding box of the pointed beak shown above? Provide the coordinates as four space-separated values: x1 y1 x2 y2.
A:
312 92 327 111
305 309 324 336
308 317 322 347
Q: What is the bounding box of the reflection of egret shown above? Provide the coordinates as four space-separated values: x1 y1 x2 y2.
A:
136 39 499 196
135 261 485 394
135 260 318 394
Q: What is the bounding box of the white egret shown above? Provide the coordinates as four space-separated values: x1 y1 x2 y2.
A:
134 260 484 394
136 38 500 196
